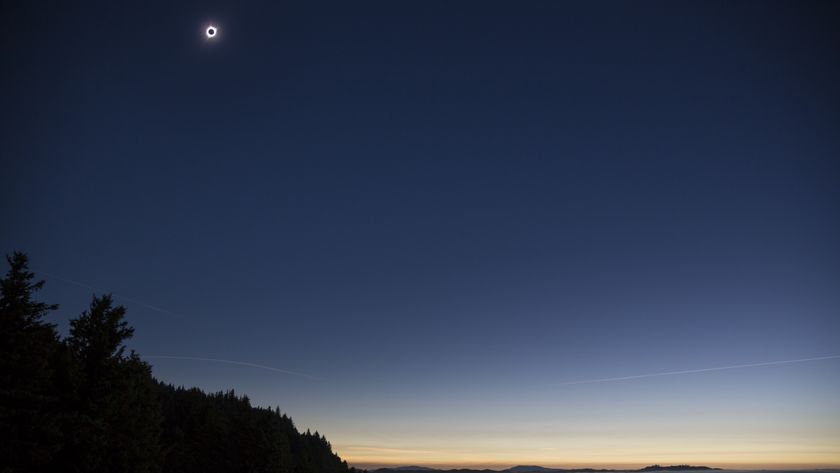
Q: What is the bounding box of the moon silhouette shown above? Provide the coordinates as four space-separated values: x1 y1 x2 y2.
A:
206 26 217 38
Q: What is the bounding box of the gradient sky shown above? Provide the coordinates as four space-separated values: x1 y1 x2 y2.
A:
2 0 839 469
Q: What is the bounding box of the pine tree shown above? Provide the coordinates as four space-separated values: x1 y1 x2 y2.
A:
0 252 61 473
61 294 162 473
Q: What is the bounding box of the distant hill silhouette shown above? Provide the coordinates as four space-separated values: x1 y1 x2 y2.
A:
374 465 721 473
639 467 720 472
507 467 559 473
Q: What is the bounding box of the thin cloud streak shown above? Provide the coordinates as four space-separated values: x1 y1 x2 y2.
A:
559 354 840 385
42 271 184 318
145 355 321 381
41 272 318 381
340 446 441 455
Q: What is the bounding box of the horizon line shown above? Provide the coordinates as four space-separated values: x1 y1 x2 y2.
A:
349 464 840 472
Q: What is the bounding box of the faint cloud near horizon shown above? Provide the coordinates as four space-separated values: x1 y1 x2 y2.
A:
340 446 441 455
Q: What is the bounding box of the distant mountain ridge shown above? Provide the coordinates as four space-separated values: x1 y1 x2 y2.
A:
373 465 721 473
507 467 558 473
640 467 719 472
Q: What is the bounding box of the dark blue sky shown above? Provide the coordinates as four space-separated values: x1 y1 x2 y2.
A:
2 1 839 468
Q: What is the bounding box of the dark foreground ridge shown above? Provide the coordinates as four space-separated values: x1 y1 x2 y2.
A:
0 252 356 473
374 465 721 473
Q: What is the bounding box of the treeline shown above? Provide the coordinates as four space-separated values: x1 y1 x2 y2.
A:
0 252 356 473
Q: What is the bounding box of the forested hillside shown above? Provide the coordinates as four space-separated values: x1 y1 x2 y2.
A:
0 252 355 473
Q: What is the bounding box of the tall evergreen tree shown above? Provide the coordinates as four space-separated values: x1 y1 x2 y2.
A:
61 295 162 473
0 252 61 473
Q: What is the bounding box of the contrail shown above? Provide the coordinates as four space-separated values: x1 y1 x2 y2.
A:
41 271 319 381
41 271 184 319
558 354 840 385
145 355 321 381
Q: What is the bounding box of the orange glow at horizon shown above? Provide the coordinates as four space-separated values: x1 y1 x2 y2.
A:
338 451 840 470
333 439 840 470
284 349 840 473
